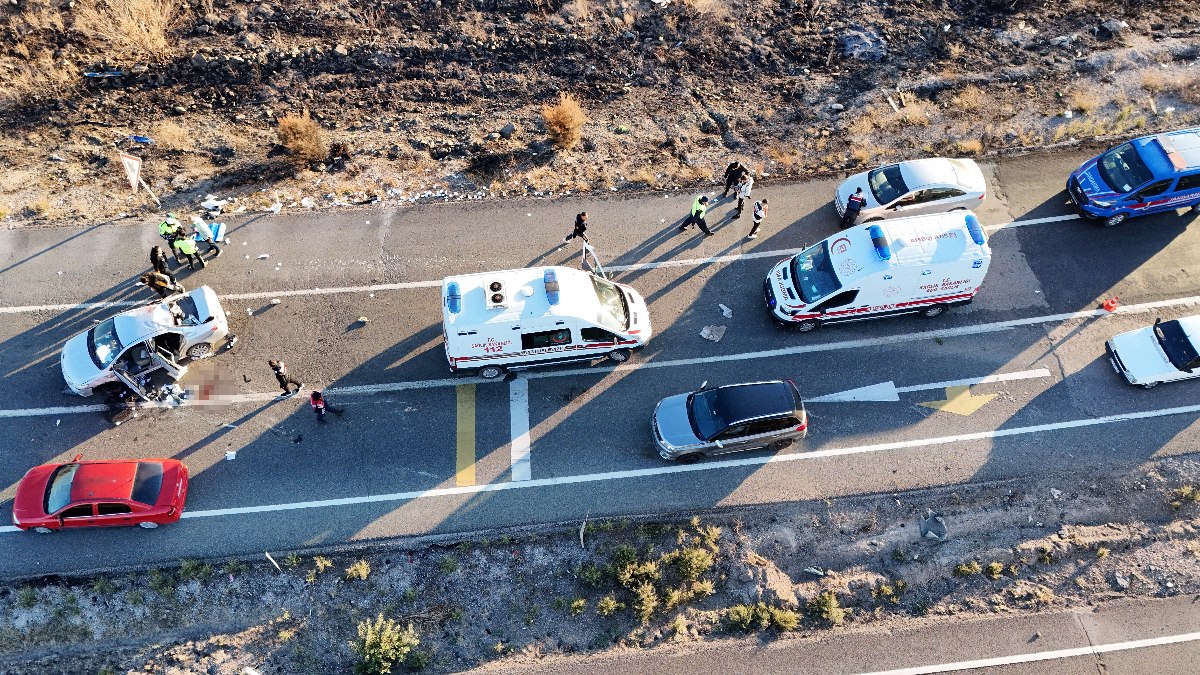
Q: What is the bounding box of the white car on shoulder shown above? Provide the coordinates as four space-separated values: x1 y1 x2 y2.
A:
835 157 986 225
1106 315 1200 389
60 286 232 399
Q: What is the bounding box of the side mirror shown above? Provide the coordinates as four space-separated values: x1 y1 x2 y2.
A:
72 453 83 461
1155 317 1162 325
699 380 708 390
203 316 215 323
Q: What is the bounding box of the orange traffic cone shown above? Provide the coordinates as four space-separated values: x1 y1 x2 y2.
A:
1102 296 1119 312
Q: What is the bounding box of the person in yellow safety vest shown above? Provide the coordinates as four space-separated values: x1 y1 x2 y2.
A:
158 214 185 263
678 195 713 236
172 235 206 270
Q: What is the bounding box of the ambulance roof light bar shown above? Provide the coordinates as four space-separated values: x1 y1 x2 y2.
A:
1154 133 1187 171
867 224 891 261
446 281 462 314
964 214 986 246
543 268 561 305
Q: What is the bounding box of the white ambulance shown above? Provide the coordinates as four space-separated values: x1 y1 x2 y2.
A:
764 212 991 331
442 266 652 379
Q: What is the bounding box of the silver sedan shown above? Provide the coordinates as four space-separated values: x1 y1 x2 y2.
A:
651 380 808 462
835 157 986 225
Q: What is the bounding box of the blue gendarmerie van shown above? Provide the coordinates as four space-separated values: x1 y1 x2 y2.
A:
1067 127 1200 227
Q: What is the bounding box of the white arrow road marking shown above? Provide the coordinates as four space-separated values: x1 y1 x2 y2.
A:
0 215 1081 315
0 400 1188 534
509 377 531 481
857 629 1200 675
807 381 900 403
807 369 1051 403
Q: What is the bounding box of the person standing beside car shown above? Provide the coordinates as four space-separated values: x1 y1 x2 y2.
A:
841 187 867 228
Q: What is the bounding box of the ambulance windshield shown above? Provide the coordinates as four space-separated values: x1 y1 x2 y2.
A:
591 276 630 332
1097 142 1153 193
790 241 841 304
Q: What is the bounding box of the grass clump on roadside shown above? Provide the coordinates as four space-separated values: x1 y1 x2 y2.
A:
180 559 213 582
542 92 586 151
805 590 846 626
73 0 182 62
726 601 800 632
1168 484 1200 512
350 614 419 675
277 112 328 163
345 560 371 582
147 569 175 596
954 560 983 577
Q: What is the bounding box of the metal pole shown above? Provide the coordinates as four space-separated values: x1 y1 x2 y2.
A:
138 177 161 207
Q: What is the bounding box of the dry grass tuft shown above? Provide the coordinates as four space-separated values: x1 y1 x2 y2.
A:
888 100 933 128
951 85 986 113
542 92 587 151
25 196 52 218
72 0 184 63
683 0 731 17
277 113 328 163
1140 70 1167 93
149 120 190 151
956 138 983 155
1066 90 1103 114
1177 73 1200 106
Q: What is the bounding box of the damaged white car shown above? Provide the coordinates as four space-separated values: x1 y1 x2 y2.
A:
60 286 234 400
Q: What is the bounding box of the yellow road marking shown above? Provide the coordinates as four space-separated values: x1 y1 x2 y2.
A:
455 384 476 486
918 385 996 416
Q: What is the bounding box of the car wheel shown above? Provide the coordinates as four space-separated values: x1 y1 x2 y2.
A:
1140 381 1159 390
768 439 793 451
607 348 631 363
1103 213 1128 228
919 304 948 318
793 319 821 333
675 453 703 464
138 521 159 529
33 526 54 534
863 217 884 224
477 365 506 380
186 343 213 359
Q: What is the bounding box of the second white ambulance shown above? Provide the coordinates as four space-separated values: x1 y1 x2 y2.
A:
442 266 652 379
764 212 991 331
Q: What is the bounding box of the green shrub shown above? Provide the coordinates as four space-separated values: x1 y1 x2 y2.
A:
953 561 983 577
596 595 624 617
223 560 250 576
147 569 175 596
180 559 213 581
314 556 334 573
91 577 117 595
617 560 660 589
283 553 303 569
16 586 37 608
578 562 603 587
806 590 846 626
985 562 1004 580
632 582 659 624
350 614 419 675
609 544 637 571
769 606 800 631
570 598 587 616
665 547 714 581
692 579 716 597
726 602 772 631
1097 546 1110 558
438 556 459 574
345 560 371 582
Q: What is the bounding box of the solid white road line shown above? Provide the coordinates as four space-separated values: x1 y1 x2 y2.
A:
858 629 1200 675
509 377 531 481
5 294 1199 420
893 368 1052 393
129 400 1198 522
0 214 1080 315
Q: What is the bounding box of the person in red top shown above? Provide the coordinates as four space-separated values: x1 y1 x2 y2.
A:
309 391 343 423
842 187 867 228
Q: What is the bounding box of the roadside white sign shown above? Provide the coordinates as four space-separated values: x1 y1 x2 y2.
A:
119 152 141 192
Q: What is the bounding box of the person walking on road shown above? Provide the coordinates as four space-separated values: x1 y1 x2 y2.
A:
562 212 589 245
139 271 184 298
150 245 174 277
722 161 749 198
269 359 303 397
172 235 206 270
733 173 755 218
309 391 344 423
748 198 768 239
191 216 222 259
679 195 713 236
842 187 867 228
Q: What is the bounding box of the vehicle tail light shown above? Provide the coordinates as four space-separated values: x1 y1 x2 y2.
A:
628 329 641 335
795 422 807 432
977 194 985 200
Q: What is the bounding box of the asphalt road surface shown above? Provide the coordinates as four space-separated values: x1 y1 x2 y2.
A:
2 150 1199 578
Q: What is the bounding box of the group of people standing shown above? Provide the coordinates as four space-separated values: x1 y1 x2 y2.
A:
678 161 768 239
140 213 224 298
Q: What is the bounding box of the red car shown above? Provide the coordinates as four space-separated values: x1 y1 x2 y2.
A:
11 455 189 533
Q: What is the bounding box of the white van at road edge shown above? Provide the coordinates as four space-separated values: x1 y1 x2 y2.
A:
764 211 991 331
442 266 652 380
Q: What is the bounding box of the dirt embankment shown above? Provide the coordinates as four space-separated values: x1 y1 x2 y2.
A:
1 458 1199 673
2 0 1199 227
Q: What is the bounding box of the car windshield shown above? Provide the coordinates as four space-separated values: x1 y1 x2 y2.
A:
789 241 842 303
867 164 908 204
1097 143 1154 194
87 318 124 369
687 390 727 441
174 295 201 326
1154 320 1200 371
591 276 629 332
44 463 80 514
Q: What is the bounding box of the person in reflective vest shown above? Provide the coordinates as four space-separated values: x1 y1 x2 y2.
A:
679 195 713 236
159 215 184 263
172 235 206 270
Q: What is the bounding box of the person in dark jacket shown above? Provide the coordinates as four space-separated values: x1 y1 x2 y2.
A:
562 212 589 244
722 161 749 198
841 187 867 228
309 390 344 423
150 245 174 277
269 359 303 397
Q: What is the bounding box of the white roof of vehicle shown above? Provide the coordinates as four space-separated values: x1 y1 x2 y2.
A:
899 157 985 192
111 287 221 344
443 266 602 327
828 213 989 285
